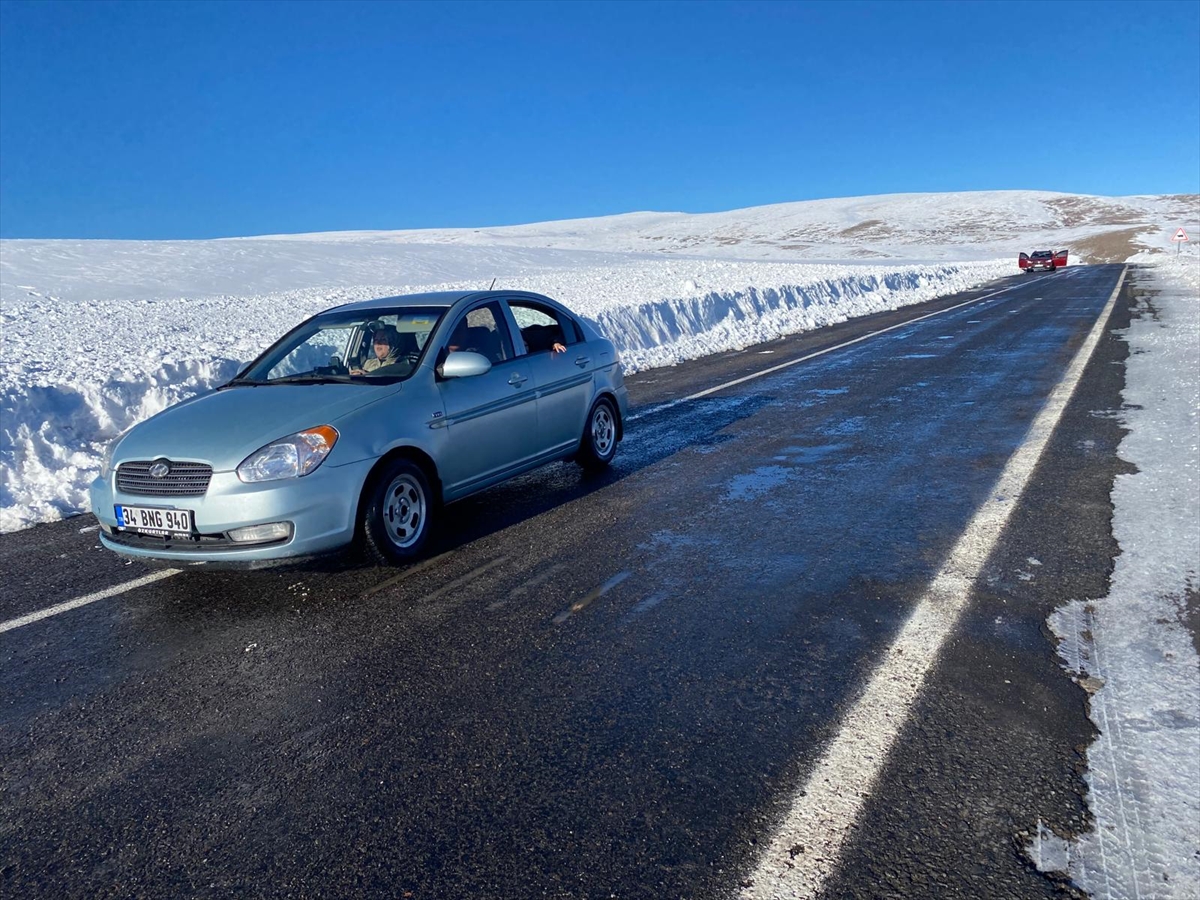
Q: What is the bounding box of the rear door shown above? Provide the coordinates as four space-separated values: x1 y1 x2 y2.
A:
435 300 541 497
502 297 595 456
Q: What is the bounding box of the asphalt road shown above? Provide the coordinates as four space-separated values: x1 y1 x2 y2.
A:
2 264 1134 899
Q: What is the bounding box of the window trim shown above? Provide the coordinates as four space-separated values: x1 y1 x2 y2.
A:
503 298 582 357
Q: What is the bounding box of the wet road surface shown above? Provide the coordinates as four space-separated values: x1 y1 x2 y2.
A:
2 265 1133 898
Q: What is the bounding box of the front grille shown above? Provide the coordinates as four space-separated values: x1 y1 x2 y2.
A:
117 460 213 497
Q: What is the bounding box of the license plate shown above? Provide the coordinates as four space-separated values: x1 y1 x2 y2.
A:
115 504 194 537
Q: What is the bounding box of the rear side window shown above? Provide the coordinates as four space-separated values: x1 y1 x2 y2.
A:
509 300 580 355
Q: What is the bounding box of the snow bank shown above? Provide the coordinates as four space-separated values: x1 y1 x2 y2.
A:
583 264 1003 371
7 185 1189 534
0 253 1010 532
1043 252 1200 899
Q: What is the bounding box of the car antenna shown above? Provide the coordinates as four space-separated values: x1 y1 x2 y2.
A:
489 278 496 290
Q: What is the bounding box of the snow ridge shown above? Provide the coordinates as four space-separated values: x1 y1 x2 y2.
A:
0 257 1010 532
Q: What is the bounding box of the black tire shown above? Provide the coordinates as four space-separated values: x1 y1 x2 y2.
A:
362 458 434 564
576 397 619 470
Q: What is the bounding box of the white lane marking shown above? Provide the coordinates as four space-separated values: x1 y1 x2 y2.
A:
628 281 1029 423
743 267 1127 900
0 569 181 634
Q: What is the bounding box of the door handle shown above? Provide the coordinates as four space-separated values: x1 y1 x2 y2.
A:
574 356 591 368
508 373 528 387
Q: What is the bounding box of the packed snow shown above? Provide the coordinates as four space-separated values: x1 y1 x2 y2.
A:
1043 250 1200 900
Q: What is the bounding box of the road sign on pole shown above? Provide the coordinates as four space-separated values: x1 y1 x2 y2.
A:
1172 227 1189 242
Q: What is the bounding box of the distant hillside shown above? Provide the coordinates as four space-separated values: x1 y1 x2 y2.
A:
3 191 1196 307
252 190 1200 264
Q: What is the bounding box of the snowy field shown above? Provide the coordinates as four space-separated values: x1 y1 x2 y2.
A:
1 189 1194 534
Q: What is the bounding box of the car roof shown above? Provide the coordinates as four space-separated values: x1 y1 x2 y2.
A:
327 289 560 315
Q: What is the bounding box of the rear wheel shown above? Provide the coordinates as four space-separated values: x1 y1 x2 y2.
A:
362 458 434 564
576 397 619 470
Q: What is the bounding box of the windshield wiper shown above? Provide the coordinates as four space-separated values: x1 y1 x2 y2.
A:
263 374 359 385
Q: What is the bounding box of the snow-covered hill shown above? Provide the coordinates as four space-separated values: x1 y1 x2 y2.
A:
1 190 1196 531
249 189 1198 261
2 191 1195 305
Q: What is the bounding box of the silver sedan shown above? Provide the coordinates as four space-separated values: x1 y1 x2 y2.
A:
90 290 628 566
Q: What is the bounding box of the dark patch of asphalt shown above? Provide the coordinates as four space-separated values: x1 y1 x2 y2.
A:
0 266 1132 900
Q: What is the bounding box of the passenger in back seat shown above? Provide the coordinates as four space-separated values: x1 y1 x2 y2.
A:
521 324 567 355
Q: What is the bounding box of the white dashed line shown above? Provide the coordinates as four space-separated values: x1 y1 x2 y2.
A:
742 268 1126 899
0 569 181 634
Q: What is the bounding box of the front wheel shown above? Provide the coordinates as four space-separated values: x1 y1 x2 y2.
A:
576 397 619 470
362 458 434 564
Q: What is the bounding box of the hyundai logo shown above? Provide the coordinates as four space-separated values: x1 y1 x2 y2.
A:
148 460 171 479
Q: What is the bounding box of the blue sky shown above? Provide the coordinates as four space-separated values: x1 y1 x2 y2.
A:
1 0 1197 239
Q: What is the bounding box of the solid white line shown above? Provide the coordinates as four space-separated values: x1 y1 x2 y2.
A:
0 569 180 634
742 267 1127 900
627 280 1029 422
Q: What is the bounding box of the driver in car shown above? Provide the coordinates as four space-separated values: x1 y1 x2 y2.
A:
350 327 399 375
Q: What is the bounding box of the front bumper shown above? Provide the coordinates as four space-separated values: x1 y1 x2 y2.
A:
90 457 375 564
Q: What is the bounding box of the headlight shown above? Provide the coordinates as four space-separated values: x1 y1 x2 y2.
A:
237 426 339 483
99 429 130 478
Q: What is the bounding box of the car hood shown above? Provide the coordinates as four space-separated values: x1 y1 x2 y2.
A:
113 383 398 472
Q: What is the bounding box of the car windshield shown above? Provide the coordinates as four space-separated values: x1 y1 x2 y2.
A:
1031 251 1053 259
232 307 446 385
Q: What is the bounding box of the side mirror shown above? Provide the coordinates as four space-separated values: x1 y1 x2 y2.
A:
439 351 492 379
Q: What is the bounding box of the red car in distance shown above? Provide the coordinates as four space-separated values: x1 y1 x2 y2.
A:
1019 249 1069 272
